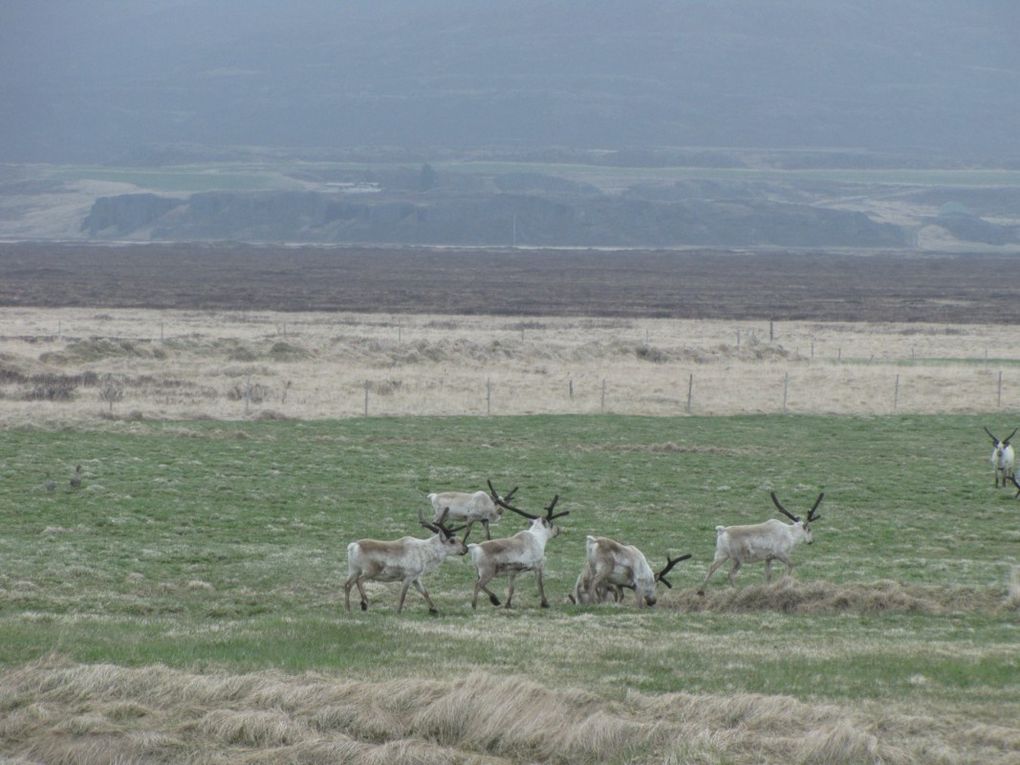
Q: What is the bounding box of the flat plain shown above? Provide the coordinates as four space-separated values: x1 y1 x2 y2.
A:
0 244 1018 764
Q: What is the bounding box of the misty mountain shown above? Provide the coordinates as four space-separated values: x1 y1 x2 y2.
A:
3 1 1019 163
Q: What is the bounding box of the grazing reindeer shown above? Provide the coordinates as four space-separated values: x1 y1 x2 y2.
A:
427 480 518 541
1010 474 1020 499
698 492 825 595
344 508 467 615
468 493 569 609
984 427 1016 488
568 536 691 607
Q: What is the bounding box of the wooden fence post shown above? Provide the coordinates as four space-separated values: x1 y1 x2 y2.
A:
686 373 693 414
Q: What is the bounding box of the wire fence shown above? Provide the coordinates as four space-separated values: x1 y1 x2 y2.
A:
2 310 1019 421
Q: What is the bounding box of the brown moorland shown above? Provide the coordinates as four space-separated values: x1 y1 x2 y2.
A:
2 242 1019 323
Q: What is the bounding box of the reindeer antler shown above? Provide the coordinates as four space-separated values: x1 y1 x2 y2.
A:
770 492 801 523
495 495 537 519
1004 428 1018 445
806 493 825 522
419 507 465 539
418 506 442 533
496 493 568 522
545 494 569 521
655 552 692 588
984 426 1001 444
487 479 519 504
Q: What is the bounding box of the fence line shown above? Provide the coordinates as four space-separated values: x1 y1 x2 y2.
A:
351 368 1016 417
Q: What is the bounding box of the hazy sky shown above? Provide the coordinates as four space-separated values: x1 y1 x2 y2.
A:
2 1 1018 162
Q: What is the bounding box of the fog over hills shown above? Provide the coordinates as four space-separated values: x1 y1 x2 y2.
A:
2 0 1019 162
3 1 1019 247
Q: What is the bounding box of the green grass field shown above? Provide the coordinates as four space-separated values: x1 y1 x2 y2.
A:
1 414 1018 763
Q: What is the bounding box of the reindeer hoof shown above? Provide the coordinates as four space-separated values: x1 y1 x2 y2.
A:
540 600 550 608
489 594 501 606
696 589 705 597
429 608 439 616
360 601 368 611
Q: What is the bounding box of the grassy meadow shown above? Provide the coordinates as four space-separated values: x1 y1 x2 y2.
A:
1 413 1018 763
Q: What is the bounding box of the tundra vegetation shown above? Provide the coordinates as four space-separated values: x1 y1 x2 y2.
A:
1 298 1019 763
1 411 1018 764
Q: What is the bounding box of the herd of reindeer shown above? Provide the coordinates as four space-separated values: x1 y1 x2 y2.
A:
344 428 1019 615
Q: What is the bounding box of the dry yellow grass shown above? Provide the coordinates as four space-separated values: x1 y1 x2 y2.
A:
1 656 1015 764
2 307 1019 423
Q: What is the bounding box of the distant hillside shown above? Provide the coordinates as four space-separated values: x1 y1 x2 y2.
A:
2 1 1019 162
81 189 908 248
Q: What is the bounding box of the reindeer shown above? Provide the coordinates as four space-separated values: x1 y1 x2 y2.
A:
426 480 518 540
568 536 690 607
344 508 467 614
984 427 1016 488
467 493 568 609
697 492 824 595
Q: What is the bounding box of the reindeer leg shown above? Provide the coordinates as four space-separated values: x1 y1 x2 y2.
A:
472 572 500 608
588 571 608 607
396 577 415 613
482 519 491 540
727 560 742 586
354 577 369 611
504 572 517 608
412 578 439 615
343 575 356 613
536 566 549 608
776 554 795 580
764 558 773 583
697 558 727 595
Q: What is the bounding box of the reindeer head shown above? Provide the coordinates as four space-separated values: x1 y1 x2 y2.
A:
771 491 824 543
496 493 569 539
419 507 469 555
985 427 1017 464
641 552 692 606
486 479 518 518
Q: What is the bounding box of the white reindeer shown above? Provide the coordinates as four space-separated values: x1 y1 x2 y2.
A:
984 427 1016 488
697 492 825 595
344 508 467 614
468 493 569 609
427 480 518 540
568 536 690 607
